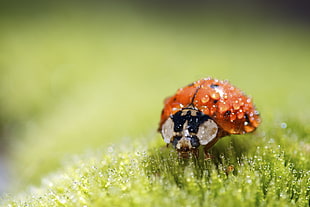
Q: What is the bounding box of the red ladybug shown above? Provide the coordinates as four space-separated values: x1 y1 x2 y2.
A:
158 78 260 158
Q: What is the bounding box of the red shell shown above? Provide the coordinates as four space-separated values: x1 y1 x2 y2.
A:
159 78 261 134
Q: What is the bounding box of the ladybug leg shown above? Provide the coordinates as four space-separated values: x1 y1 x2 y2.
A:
192 148 199 158
204 152 214 160
178 151 190 159
177 149 199 159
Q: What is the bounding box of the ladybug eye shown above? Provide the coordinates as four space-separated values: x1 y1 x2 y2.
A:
161 118 174 143
196 119 218 145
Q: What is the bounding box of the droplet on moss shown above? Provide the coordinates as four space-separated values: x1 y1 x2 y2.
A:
280 122 287 129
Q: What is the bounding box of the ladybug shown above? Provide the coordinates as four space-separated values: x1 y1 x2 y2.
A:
158 77 261 158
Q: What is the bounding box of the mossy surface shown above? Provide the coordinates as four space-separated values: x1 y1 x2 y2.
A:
2 128 309 206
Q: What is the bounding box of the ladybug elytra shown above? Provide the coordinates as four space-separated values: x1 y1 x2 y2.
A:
158 78 261 158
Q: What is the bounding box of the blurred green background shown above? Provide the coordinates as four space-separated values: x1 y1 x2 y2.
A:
0 1 309 193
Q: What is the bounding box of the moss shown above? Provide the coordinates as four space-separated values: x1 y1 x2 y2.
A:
2 129 309 206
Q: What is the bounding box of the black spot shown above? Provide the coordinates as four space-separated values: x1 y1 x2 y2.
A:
190 136 200 148
188 111 211 133
213 100 218 104
173 97 177 101
196 110 204 116
171 111 187 132
210 84 219 89
224 110 231 116
188 116 200 133
244 113 250 123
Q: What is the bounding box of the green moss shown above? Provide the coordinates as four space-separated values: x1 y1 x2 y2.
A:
2 129 309 206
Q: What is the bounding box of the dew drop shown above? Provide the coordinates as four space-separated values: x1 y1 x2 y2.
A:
201 95 209 103
210 106 216 115
211 92 220 100
202 107 210 115
246 176 252 184
237 111 244 119
218 102 229 113
233 100 241 110
280 122 287 129
59 197 67 204
230 113 236 122
108 146 114 153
